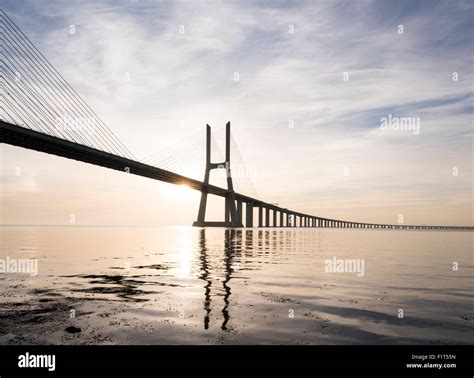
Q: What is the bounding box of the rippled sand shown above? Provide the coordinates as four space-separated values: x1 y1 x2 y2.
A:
0 226 472 344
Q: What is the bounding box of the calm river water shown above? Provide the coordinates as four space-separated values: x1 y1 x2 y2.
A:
0 226 472 344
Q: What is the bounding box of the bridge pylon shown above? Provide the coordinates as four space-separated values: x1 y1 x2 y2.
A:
193 122 243 227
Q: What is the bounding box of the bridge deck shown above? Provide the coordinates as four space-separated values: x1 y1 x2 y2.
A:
1 121 472 230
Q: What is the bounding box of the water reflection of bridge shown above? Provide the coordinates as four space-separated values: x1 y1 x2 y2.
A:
197 228 326 331
198 229 234 331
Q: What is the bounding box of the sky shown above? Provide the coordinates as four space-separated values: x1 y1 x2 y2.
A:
1 0 473 226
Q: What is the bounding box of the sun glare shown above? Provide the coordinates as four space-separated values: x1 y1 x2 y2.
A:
173 184 197 204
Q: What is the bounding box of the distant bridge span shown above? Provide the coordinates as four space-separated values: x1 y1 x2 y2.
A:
1 120 472 230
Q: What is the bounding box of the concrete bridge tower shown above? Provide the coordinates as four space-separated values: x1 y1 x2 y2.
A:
193 122 243 227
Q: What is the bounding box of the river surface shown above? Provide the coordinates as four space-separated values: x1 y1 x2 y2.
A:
0 226 473 344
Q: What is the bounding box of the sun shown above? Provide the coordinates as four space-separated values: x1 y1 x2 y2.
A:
171 183 198 204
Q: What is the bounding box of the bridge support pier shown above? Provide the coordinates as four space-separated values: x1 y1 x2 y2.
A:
237 198 243 225
246 202 253 227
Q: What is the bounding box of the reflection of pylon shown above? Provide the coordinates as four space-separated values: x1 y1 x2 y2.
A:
193 122 243 227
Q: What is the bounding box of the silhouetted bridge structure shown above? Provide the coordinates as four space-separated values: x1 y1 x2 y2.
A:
0 10 472 231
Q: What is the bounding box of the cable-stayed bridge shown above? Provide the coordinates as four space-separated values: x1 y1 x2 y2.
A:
0 10 472 230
